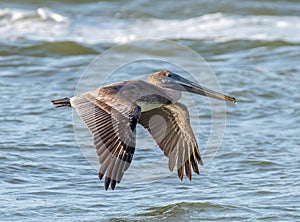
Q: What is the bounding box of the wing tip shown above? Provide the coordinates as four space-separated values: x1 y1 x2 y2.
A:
177 167 184 181
111 180 117 190
104 177 110 190
198 157 204 166
98 172 104 180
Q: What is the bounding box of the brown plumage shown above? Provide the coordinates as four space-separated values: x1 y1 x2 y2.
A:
51 70 236 190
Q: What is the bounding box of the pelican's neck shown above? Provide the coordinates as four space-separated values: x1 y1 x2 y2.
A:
159 87 182 103
147 75 182 102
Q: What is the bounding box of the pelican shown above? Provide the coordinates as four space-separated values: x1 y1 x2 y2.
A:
52 70 236 190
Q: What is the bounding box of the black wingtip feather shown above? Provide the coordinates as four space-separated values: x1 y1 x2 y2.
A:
104 177 110 190
111 180 117 190
98 172 104 180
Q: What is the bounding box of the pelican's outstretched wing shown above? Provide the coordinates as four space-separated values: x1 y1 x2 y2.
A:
71 88 141 190
139 102 203 180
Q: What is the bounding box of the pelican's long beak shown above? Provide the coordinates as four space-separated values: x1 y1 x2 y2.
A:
172 74 236 103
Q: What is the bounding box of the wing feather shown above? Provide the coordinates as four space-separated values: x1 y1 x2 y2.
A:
71 90 141 190
139 102 203 181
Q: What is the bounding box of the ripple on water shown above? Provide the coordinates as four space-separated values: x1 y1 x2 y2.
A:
1 0 300 221
136 201 256 221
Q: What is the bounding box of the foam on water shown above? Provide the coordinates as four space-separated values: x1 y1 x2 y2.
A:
0 8 299 43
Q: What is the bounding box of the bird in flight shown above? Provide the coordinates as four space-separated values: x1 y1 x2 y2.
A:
52 70 236 190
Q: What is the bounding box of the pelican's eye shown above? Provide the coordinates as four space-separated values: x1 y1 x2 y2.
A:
166 72 172 77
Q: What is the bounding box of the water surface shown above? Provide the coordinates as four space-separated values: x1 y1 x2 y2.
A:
0 0 299 221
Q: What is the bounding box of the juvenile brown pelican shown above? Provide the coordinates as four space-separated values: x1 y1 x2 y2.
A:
52 70 236 190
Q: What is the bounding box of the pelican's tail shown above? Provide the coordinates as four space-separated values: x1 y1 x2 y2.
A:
51 97 71 107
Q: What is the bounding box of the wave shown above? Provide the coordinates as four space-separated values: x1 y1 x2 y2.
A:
0 41 98 56
137 201 252 221
0 8 299 44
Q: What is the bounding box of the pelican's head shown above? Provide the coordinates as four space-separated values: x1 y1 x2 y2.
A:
148 70 236 103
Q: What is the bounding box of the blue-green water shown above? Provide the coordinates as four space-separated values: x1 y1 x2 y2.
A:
1 1 300 221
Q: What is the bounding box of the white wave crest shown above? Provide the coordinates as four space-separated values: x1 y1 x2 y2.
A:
114 13 300 43
0 7 67 23
0 9 299 43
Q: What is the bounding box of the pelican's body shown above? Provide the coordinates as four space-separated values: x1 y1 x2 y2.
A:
52 70 236 190
86 79 180 112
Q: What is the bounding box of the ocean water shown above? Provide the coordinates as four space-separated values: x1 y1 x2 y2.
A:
1 0 299 221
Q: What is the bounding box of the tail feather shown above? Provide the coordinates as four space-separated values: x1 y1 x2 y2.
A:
51 97 71 107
